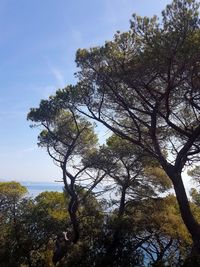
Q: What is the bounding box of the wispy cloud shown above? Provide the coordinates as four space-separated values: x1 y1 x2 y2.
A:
45 59 66 88
29 84 56 99
50 66 65 88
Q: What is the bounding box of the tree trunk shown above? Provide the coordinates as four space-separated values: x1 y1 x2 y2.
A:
97 186 127 267
167 169 200 254
68 193 79 244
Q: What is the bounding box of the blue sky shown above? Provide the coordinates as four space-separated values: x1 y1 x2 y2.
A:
0 0 172 182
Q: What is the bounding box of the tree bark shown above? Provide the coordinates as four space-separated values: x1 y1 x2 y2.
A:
166 166 200 254
68 194 79 244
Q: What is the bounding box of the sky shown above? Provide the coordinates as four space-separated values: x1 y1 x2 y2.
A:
0 0 178 183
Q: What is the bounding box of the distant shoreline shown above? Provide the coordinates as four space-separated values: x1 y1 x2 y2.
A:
21 181 64 197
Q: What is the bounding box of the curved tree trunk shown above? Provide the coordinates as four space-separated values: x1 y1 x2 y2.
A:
68 193 79 244
165 166 200 254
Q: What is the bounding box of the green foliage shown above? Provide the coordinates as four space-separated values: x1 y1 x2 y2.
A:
45 0 200 255
188 165 200 185
190 188 200 207
0 179 195 266
0 181 27 205
26 0 200 264
132 195 191 266
0 181 106 267
35 191 69 221
37 111 98 157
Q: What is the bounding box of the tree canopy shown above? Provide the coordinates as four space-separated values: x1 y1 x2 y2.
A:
27 0 200 264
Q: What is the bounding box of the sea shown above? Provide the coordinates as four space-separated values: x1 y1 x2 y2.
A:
21 181 64 197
